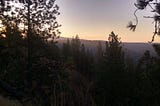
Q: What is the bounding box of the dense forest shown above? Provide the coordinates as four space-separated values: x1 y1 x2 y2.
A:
0 0 160 106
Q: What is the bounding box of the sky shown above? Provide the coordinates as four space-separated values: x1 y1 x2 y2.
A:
56 0 160 42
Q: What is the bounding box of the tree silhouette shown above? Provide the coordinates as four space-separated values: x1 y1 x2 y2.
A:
95 31 136 105
127 0 160 42
0 0 62 105
62 39 71 61
96 41 104 68
0 0 60 37
0 0 61 74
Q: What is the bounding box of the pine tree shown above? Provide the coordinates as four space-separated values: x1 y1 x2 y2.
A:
0 0 62 105
70 35 81 70
96 31 134 105
96 41 104 67
62 39 71 61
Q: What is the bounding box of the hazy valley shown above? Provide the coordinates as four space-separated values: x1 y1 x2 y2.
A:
57 37 157 62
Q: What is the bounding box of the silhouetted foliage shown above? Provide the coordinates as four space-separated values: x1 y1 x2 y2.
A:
95 32 134 105
128 1 160 104
128 0 160 42
61 36 94 79
1 1 160 105
0 0 61 39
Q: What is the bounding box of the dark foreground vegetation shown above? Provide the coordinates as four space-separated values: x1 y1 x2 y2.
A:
1 0 160 106
1 26 160 105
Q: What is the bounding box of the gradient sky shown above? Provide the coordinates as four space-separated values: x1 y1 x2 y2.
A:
56 0 160 42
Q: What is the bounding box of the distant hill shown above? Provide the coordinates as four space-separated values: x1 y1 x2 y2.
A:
56 37 158 63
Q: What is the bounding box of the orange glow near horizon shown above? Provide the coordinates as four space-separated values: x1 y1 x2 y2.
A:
56 0 160 43
58 18 160 42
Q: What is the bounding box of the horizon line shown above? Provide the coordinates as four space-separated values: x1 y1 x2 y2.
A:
57 36 160 44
